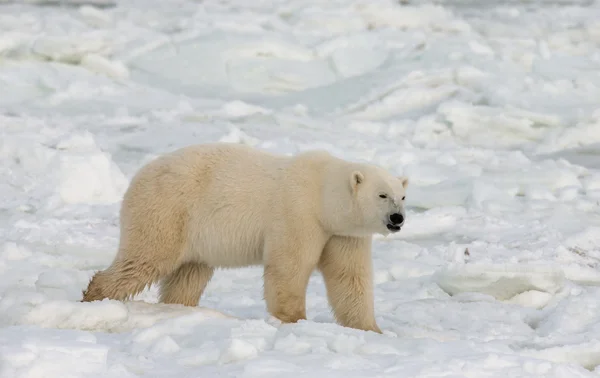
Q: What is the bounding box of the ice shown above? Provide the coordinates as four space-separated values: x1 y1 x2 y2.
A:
2 0 600 377
357 2 469 32
433 263 566 301
80 54 129 79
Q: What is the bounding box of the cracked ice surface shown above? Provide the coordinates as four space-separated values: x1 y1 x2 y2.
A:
1 0 600 377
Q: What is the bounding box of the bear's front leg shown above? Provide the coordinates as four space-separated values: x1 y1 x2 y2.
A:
318 235 382 334
263 234 324 324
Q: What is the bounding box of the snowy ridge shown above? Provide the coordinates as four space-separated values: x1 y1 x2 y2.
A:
1 0 600 377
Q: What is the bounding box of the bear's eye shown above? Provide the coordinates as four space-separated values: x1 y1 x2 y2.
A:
402 196 405 200
379 194 387 199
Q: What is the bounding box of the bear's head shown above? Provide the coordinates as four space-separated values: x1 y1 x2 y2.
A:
348 167 409 237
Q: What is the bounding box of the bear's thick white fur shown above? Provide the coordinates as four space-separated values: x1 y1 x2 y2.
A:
82 143 408 333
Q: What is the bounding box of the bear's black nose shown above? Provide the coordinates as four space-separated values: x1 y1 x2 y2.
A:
389 213 404 225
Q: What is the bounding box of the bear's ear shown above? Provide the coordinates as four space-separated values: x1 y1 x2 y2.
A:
398 176 409 188
351 171 364 192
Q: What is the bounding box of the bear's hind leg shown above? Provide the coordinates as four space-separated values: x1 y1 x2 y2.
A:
318 235 382 334
82 255 172 302
81 163 192 304
82 214 186 303
159 262 214 306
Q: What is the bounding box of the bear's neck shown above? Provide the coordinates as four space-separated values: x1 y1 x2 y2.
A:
318 159 365 237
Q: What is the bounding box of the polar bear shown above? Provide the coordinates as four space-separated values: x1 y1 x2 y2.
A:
82 143 408 333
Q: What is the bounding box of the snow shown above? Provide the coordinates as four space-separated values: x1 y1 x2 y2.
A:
1 0 600 376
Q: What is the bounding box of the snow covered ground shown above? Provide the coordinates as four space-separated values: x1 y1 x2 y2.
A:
1 0 600 376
